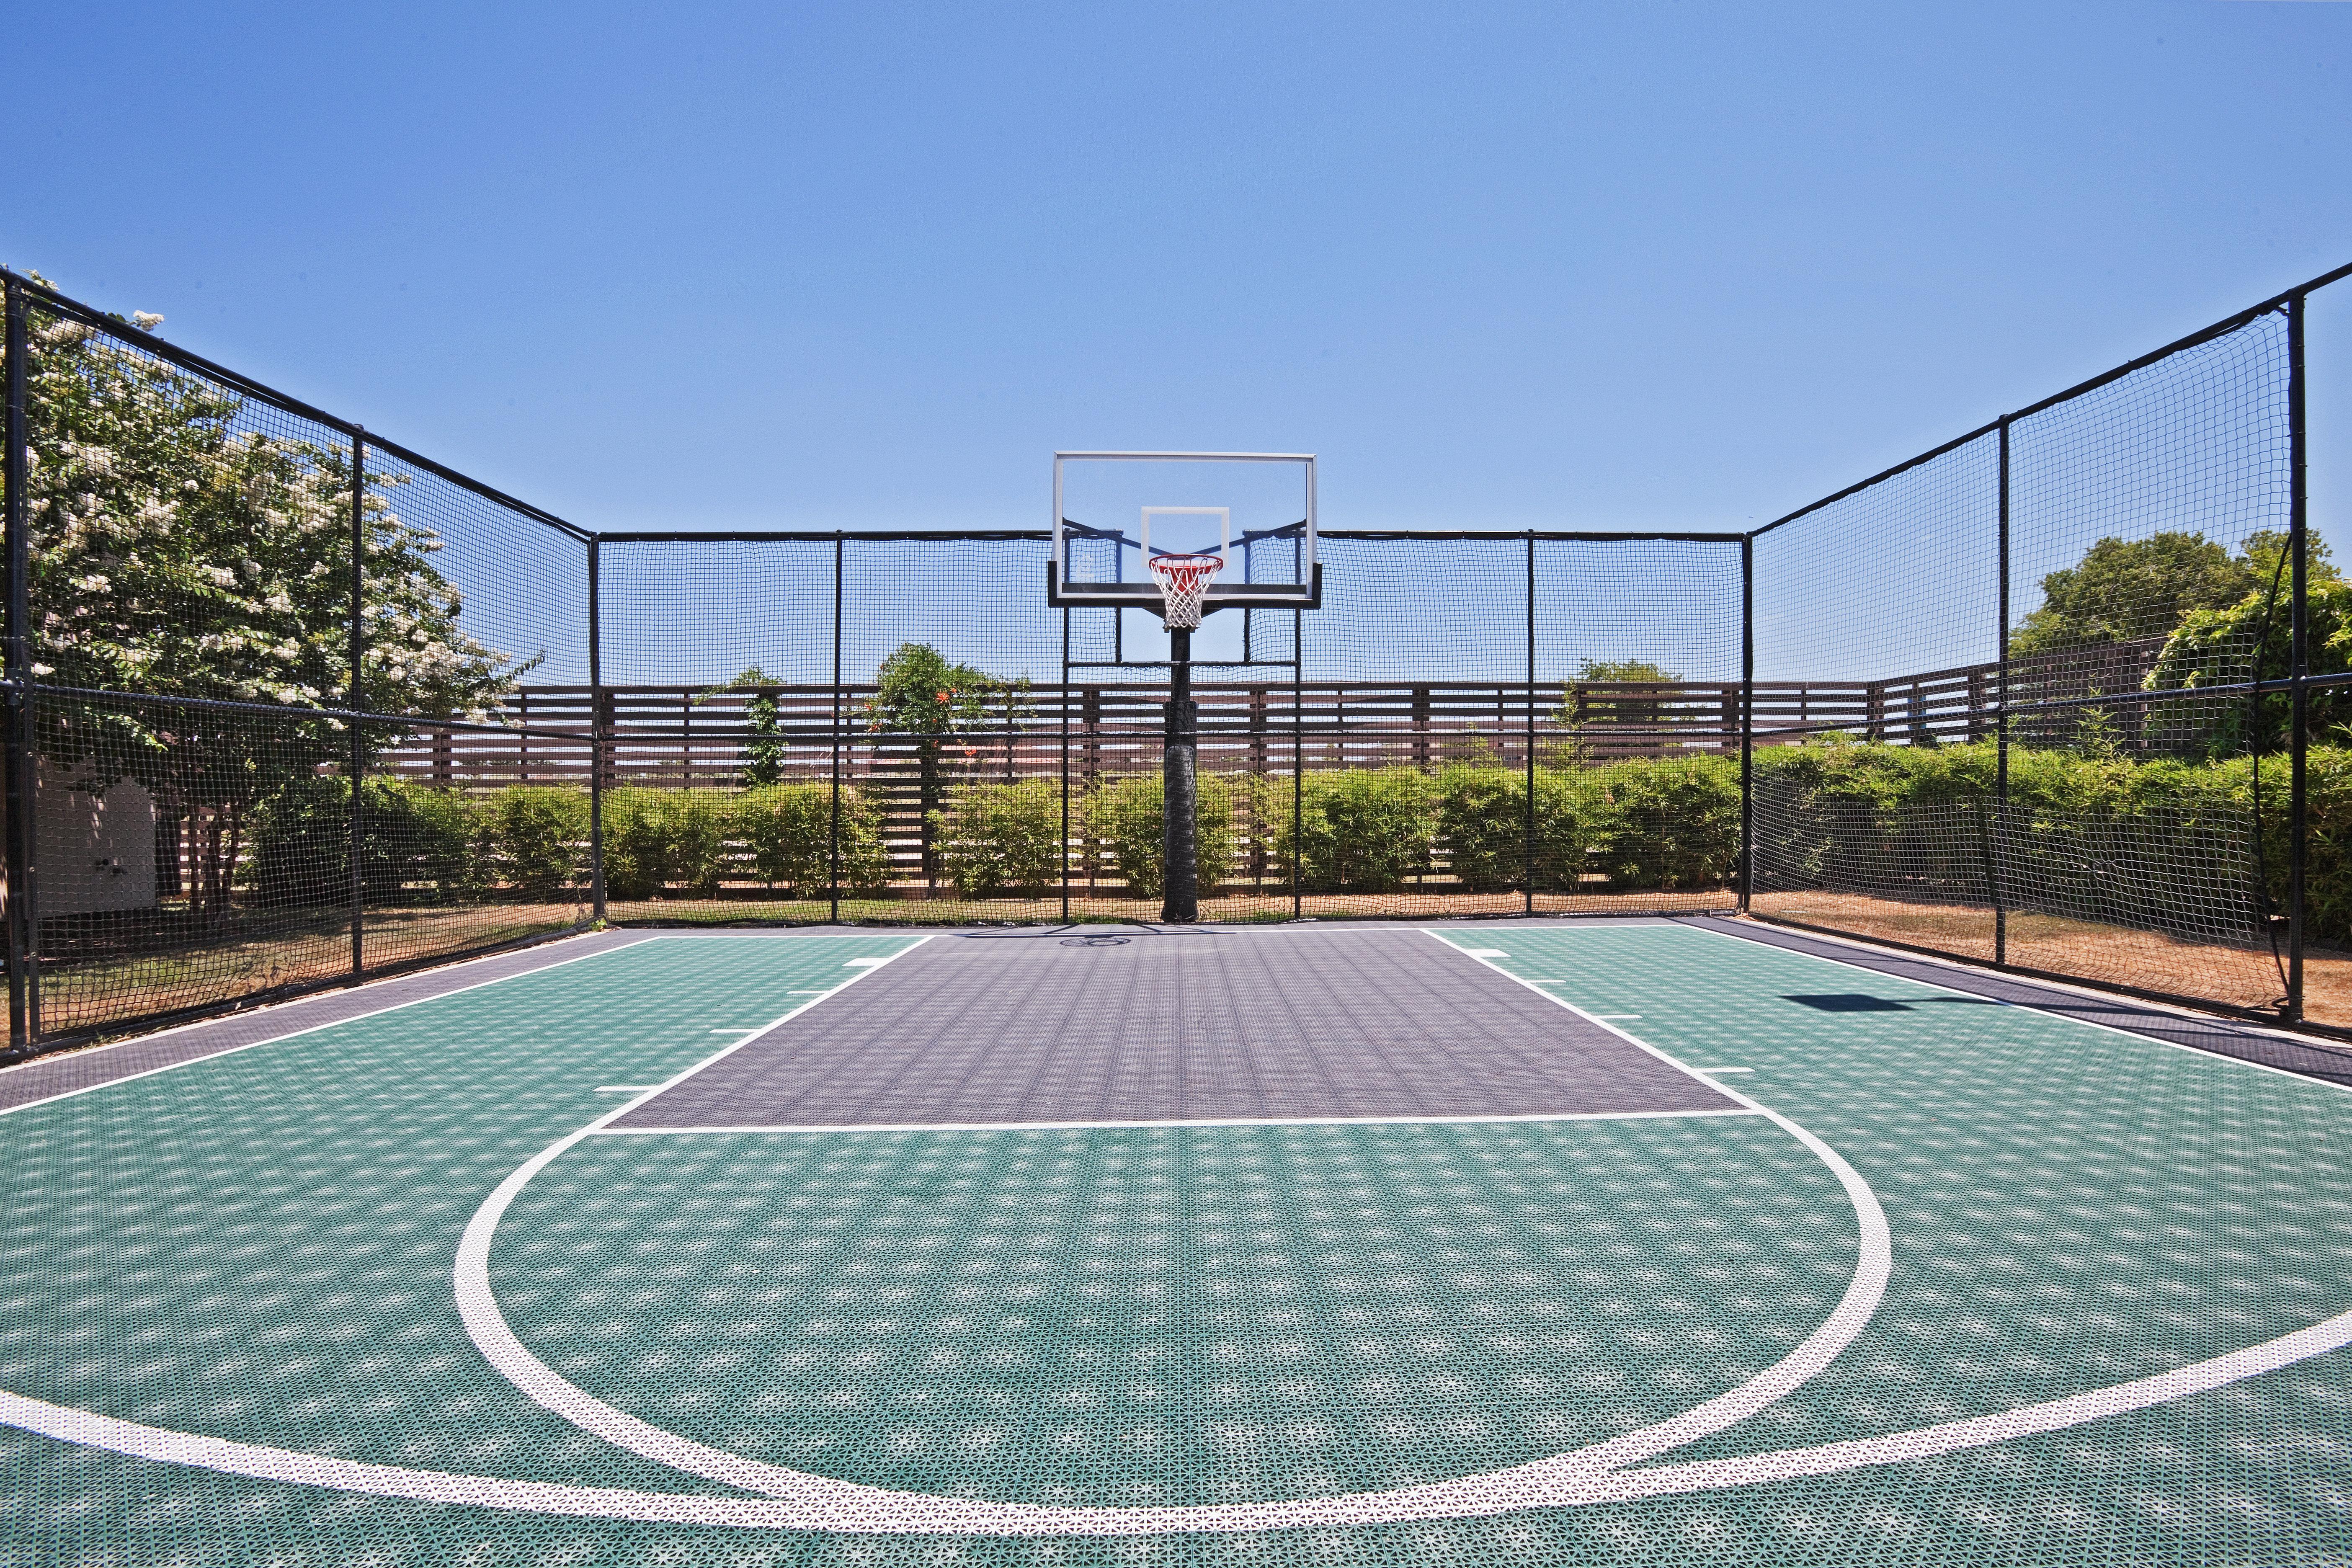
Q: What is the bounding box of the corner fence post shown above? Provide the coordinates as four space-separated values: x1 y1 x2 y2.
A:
2289 293 2309 1022
3 278 32 1050
829 533 843 924
1739 535 1754 913
588 536 605 921
349 431 366 984
1995 416 2011 968
1524 531 1536 914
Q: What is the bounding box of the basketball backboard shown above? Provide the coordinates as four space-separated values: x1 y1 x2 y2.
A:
1048 451 1320 613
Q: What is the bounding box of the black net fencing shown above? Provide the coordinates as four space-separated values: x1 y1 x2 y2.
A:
4 260 2348 1050
2 273 594 1047
1751 279 2338 1027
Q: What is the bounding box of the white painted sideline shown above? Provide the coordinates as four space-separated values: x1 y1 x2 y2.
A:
591 1107 1767 1136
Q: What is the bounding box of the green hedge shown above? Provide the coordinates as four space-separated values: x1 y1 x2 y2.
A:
934 780 1063 899
247 775 484 907
604 784 887 899
1085 774 1236 901
232 748 2352 939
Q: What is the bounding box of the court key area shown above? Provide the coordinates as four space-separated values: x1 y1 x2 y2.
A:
3 919 2351 1564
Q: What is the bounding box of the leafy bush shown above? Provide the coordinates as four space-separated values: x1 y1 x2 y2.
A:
735 782 888 895
1580 756 1742 890
490 787 588 897
601 788 729 899
934 779 1064 898
248 776 482 907
1086 774 1235 900
1434 766 1588 892
1253 768 1437 893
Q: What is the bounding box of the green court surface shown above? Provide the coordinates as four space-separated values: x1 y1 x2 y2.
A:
1 925 2349 1564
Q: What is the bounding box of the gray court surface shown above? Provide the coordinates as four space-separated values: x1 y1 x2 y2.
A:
613 924 1745 1127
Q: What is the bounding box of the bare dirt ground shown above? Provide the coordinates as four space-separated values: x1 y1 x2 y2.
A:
1746 890 2352 1026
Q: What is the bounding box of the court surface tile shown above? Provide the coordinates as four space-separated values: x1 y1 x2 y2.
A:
0 921 2347 1565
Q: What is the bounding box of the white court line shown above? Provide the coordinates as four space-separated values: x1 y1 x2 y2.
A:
8 1296 2350 1534
428 933 1882 1532
592 1107 1767 1137
1420 928 1894 1476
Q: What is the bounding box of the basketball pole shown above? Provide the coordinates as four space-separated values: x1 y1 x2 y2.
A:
1164 626 1199 923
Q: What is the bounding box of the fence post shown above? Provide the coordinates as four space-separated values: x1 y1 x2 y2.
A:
588 536 605 921
348 431 366 983
2 279 32 1050
1740 535 1754 914
1994 416 2011 968
830 533 844 924
1059 604 1070 923
2288 294 2308 1022
1524 532 1536 914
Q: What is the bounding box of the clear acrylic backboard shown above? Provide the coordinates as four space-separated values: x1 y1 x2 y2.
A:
1048 451 1319 614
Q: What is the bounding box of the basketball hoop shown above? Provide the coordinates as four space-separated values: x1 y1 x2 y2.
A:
1148 552 1223 630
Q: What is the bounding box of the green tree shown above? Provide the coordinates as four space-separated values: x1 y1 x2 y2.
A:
703 665 788 787
2010 532 2257 655
1557 658 1684 760
861 642 1029 887
2146 574 2352 757
5 285 528 914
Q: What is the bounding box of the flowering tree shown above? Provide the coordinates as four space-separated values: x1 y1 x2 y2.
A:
4 286 526 915
863 642 1031 888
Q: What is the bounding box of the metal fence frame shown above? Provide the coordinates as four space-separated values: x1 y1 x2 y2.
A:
4 260 2350 1054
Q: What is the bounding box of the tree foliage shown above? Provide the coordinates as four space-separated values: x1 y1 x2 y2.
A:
705 665 789 787
2011 531 2261 655
862 642 1032 885
4 284 528 914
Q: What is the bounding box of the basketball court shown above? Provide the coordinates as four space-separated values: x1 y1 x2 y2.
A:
4 916 2351 1563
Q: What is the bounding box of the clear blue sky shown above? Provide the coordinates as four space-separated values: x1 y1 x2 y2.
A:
6 2 2348 623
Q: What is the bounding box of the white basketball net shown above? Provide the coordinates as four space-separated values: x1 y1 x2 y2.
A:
1148 552 1223 630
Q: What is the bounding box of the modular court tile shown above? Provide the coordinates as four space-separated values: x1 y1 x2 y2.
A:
615 925 1742 1127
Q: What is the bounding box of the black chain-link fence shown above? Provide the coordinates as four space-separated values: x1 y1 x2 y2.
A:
4 261 2348 1049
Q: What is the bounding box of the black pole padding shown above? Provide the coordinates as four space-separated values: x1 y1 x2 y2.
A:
2289 294 2309 1022
349 431 366 985
1292 610 1303 920
1164 628 1199 923
2 280 31 1050
1060 605 1072 923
